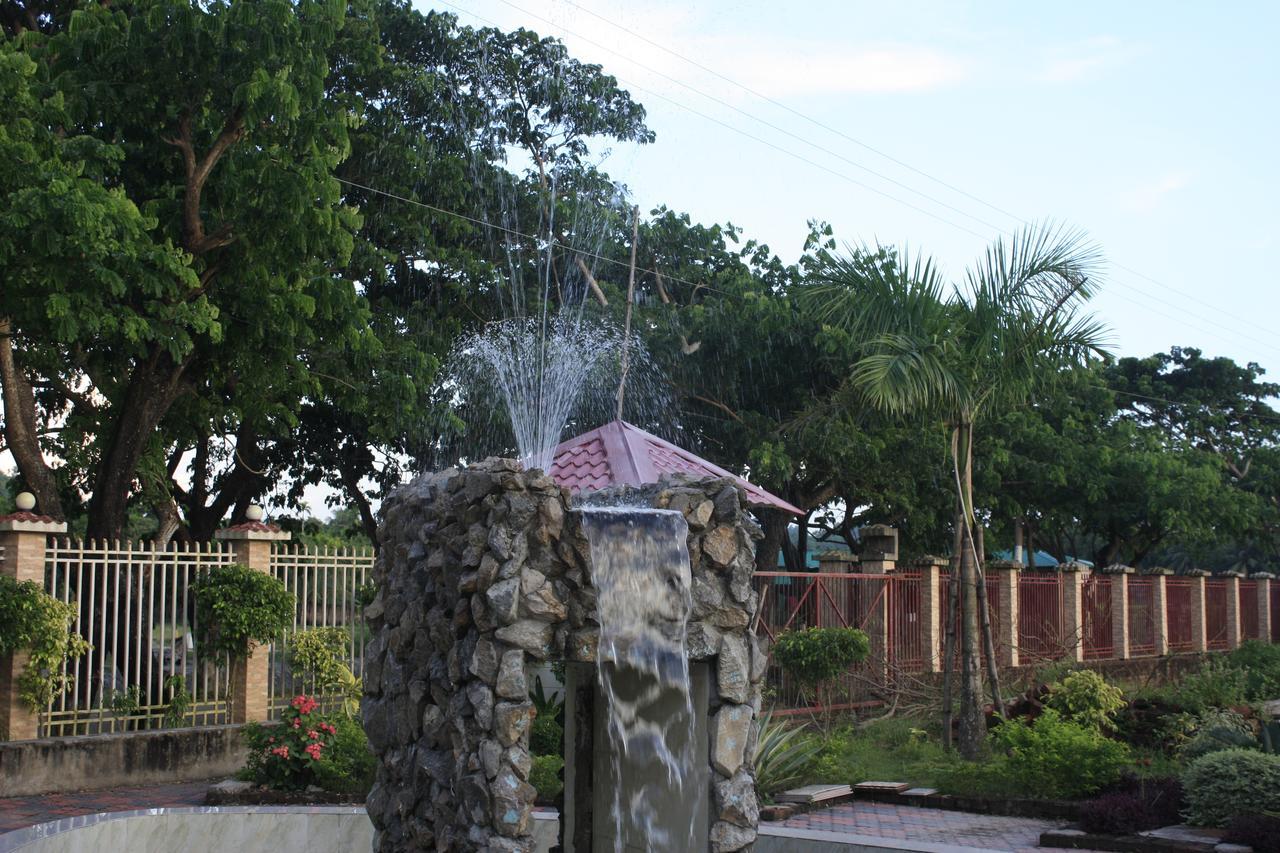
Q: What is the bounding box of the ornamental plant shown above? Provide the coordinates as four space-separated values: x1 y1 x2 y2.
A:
772 626 869 727
990 709 1131 799
0 576 89 712
1182 748 1280 827
242 695 338 791
193 564 293 661
288 627 360 718
1043 670 1126 732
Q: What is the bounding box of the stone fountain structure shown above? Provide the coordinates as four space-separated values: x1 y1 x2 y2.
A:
363 458 765 852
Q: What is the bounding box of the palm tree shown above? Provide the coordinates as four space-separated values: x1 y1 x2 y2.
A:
802 223 1108 758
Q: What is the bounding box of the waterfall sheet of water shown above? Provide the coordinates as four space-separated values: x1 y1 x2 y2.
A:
578 506 697 853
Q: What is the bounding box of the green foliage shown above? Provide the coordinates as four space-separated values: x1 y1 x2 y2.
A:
162 676 193 728
1227 641 1280 700
242 695 339 791
1171 658 1249 713
288 627 361 717
1182 749 1280 827
753 713 821 798
798 718 956 789
1044 670 1127 731
530 754 564 803
0 576 89 711
772 627 870 689
531 714 563 757
977 701 1131 799
310 714 375 797
193 564 293 661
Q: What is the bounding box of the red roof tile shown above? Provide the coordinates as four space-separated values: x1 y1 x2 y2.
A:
548 420 803 515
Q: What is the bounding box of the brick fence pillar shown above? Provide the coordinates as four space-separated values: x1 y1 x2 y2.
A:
1189 572 1208 653
1224 573 1243 650
911 556 947 673
0 509 67 741
1257 574 1274 643
1151 571 1171 656
1060 563 1087 663
989 560 1020 668
1108 566 1132 660
214 521 291 723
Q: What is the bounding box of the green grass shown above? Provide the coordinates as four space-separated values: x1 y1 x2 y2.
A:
800 717 961 788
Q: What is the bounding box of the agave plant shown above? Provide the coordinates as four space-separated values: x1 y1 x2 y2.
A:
753 711 820 798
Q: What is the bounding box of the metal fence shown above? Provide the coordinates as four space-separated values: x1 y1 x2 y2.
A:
41 539 239 737
1017 574 1065 661
1082 574 1113 660
1166 577 1195 652
1240 580 1260 641
1127 576 1158 656
266 545 374 718
1205 579 1230 651
753 572 923 714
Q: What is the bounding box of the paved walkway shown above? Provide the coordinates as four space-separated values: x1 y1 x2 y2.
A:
780 800 1085 853
0 780 211 834
2 781 1094 853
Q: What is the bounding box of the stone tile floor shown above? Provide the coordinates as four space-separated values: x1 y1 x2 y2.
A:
1 781 1105 853
0 780 211 834
781 800 1101 853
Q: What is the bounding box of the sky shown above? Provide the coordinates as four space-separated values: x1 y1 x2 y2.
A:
432 0 1280 367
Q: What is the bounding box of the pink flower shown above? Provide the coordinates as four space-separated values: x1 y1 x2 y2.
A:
307 730 320 740
305 742 323 761
268 737 275 744
271 746 290 759
290 694 319 715
292 718 301 728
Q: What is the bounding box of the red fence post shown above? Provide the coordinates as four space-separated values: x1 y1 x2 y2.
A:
990 560 1020 667
1109 566 1131 659
1061 563 1087 663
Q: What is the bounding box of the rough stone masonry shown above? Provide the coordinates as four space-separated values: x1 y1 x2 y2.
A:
363 458 765 852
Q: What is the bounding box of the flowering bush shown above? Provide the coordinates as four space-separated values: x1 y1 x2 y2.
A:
242 695 338 790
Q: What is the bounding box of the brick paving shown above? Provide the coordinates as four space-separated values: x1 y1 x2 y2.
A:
0 780 212 834
781 800 1085 853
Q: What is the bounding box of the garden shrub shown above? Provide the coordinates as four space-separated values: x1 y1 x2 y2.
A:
1227 640 1280 701
1173 658 1249 713
1179 709 1256 762
193 563 294 660
1225 814 1280 853
1181 748 1280 827
1079 775 1183 834
988 710 1131 799
531 714 563 756
773 627 869 720
753 713 821 798
0 576 89 710
289 627 361 717
1043 670 1126 731
1114 695 1194 752
310 714 375 796
530 754 564 802
242 695 338 791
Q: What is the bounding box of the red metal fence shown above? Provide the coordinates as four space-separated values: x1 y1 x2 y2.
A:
1127 576 1157 656
1166 578 1195 652
1205 579 1229 651
753 572 923 713
1018 574 1065 661
1240 580 1260 641
1082 574 1113 659
942 575 1002 665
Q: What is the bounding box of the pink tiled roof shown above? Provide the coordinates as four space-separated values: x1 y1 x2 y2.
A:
548 420 803 516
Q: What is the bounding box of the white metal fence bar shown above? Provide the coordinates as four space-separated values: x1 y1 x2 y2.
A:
267 544 373 718
42 539 237 737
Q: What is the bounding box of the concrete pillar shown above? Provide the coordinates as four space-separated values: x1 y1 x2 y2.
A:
1224 574 1243 650
1060 563 1087 663
989 560 1020 667
911 556 947 673
214 522 291 723
1109 567 1132 660
1151 571 1171 656
859 524 898 574
1189 573 1208 653
1257 575 1274 643
0 511 67 741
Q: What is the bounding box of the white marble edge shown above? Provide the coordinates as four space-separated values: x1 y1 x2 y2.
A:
0 805 368 852
758 823 1007 853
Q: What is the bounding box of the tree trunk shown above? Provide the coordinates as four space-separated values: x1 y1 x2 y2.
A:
974 524 1005 718
956 421 985 759
0 318 64 519
755 509 790 572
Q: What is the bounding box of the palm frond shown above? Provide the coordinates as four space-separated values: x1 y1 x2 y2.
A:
798 243 948 343
966 221 1104 321
850 333 968 417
